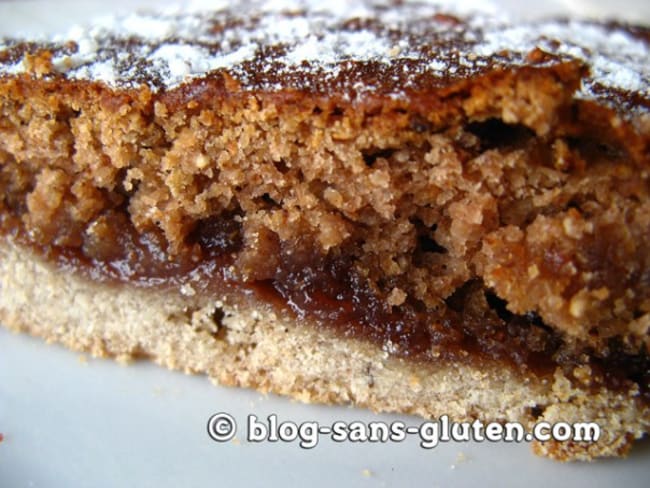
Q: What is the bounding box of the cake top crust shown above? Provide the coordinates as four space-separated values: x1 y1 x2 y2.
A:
0 0 649 114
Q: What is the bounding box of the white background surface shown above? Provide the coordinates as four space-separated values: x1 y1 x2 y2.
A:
1 1 649 487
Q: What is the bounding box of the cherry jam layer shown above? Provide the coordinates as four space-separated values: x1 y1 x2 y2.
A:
2 209 648 401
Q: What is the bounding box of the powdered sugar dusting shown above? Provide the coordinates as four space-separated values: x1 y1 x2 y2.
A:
283 30 394 66
0 0 647 113
476 20 650 99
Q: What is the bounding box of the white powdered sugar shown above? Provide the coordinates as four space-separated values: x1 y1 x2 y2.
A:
149 42 256 82
475 21 650 98
283 30 394 65
119 13 177 40
428 59 448 72
0 0 647 111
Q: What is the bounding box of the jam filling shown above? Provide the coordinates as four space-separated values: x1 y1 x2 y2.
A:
2 208 648 400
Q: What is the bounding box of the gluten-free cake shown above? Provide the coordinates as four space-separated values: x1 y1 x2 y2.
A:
0 0 648 461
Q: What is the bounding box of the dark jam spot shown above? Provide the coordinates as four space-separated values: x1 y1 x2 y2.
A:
529 405 545 419
74 213 195 284
409 114 432 133
412 220 447 263
362 148 396 167
263 247 433 356
272 159 290 175
50 210 244 286
484 290 513 322
188 212 243 256
417 234 447 254
444 282 560 372
467 119 534 150
259 193 280 208
591 338 650 401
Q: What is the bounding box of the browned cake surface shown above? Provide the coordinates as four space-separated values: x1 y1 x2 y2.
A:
0 0 648 460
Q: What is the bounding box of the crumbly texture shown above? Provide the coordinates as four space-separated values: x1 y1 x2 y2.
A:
0 65 647 352
1 239 648 461
0 1 649 461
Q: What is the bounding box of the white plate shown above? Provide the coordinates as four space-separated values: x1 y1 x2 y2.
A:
1 2 649 486
2 329 650 488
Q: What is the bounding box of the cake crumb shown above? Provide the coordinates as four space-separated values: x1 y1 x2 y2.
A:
361 469 372 478
527 264 540 279
116 353 134 365
387 287 407 307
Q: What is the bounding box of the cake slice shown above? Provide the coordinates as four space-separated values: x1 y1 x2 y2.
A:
0 1 648 461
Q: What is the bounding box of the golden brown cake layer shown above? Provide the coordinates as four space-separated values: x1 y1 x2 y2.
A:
1 67 648 396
